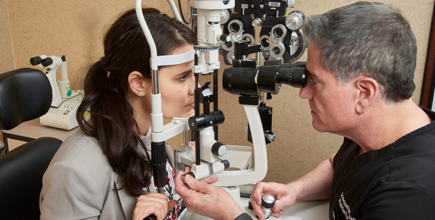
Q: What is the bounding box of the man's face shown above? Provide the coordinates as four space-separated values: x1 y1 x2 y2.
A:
299 46 358 135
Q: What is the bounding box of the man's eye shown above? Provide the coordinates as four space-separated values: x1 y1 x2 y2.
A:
304 68 317 85
309 76 317 85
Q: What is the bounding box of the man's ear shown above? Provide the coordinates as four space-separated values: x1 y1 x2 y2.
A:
128 71 147 96
354 76 378 114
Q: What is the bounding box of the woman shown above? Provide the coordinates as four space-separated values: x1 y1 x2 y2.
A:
40 8 197 220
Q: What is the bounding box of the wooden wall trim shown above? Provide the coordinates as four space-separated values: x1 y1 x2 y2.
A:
420 3 435 108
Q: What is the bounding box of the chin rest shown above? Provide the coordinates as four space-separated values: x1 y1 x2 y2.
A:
0 68 63 219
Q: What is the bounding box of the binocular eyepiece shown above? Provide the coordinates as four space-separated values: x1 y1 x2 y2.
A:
30 55 65 67
30 56 54 67
223 61 307 96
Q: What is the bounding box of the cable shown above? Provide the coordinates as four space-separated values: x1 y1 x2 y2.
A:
178 0 192 24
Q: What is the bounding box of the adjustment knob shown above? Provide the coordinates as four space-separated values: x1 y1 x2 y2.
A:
262 195 276 219
219 34 231 42
222 159 230 169
212 141 227 156
265 133 275 142
252 18 263 27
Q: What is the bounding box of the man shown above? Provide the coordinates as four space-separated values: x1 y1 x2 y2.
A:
175 2 435 220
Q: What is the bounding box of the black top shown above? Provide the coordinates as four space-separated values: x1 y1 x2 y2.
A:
330 108 435 220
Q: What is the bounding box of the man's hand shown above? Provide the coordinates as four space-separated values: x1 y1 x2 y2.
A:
250 182 297 220
175 168 244 220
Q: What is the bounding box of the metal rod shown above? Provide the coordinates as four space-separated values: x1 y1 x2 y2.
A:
194 62 201 166
152 69 159 94
213 69 219 140
183 130 190 146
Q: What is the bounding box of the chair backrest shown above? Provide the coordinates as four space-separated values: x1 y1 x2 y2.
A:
0 68 62 219
0 68 52 130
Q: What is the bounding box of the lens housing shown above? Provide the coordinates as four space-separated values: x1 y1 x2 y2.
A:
223 63 307 96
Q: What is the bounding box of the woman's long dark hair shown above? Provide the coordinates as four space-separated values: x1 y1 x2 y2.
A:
76 8 197 197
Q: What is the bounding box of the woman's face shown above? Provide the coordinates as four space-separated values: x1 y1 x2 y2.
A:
145 44 195 118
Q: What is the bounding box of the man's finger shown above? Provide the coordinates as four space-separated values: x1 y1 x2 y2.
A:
202 176 218 184
252 183 265 205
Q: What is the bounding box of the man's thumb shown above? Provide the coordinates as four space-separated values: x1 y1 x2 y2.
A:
185 175 208 193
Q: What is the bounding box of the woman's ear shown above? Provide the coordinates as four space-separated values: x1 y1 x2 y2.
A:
128 71 146 96
354 76 378 114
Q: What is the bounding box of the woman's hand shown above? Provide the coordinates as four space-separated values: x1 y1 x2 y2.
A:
132 192 177 220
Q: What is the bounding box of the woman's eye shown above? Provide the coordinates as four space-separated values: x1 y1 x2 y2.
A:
178 74 187 82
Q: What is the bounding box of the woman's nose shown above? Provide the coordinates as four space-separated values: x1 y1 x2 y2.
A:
187 78 196 95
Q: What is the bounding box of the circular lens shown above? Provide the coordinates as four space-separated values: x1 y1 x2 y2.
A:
230 23 240 33
271 24 287 40
259 35 270 49
269 43 285 59
228 20 243 35
262 38 269 47
274 28 284 38
273 47 281 55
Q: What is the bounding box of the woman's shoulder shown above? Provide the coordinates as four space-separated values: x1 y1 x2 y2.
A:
49 129 111 171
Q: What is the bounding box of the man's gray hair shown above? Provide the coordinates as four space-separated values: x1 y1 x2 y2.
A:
302 1 416 102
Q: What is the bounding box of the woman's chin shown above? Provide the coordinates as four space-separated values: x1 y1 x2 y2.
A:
164 109 194 119
181 109 194 117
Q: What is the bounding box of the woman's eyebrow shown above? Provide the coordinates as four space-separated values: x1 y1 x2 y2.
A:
175 69 192 77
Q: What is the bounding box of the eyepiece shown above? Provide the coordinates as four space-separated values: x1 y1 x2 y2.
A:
222 63 307 97
41 57 54 67
277 67 307 88
30 56 43 66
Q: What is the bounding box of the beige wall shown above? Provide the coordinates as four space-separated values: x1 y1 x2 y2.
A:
0 0 14 73
1 0 433 184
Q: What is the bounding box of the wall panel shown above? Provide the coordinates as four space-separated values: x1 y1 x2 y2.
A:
2 0 433 184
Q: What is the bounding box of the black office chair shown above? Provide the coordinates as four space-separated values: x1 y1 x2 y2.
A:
0 68 63 219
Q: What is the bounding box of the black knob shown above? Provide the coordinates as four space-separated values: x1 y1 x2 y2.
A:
143 214 156 220
188 111 225 131
220 34 231 42
181 171 196 185
222 160 230 169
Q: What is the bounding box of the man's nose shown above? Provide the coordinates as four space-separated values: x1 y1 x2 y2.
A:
299 85 312 100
